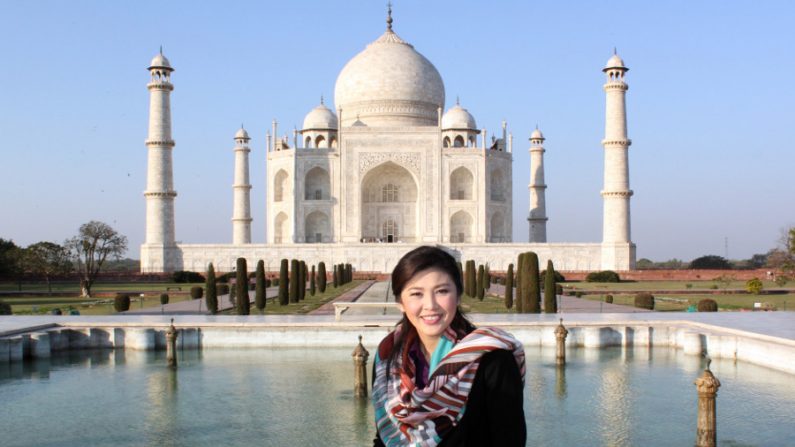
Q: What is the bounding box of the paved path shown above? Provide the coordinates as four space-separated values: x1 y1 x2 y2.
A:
125 287 279 315
339 280 402 318
487 284 651 313
309 281 376 316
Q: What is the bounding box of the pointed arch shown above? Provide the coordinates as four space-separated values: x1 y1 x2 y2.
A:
274 169 289 202
453 135 465 147
490 211 506 242
443 136 451 148
274 212 289 243
450 167 473 200
450 210 473 243
305 211 330 243
305 166 330 200
490 168 505 202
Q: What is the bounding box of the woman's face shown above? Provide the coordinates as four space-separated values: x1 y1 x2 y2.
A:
397 268 459 353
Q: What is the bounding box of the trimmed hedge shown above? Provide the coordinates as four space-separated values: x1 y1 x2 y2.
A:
697 298 718 312
172 270 205 283
217 284 230 295
605 294 613 304
255 260 266 311
585 270 620 283
540 269 566 284
279 259 289 305
504 263 514 309
318 262 327 293
634 293 655 310
206 263 218 315
236 257 250 315
543 260 557 313
114 293 131 312
0 301 12 315
160 293 169 305
190 286 203 299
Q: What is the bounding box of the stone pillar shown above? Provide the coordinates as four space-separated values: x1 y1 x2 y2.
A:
143 50 177 272
166 319 179 369
554 319 568 365
528 128 548 242
600 51 634 270
30 332 51 359
694 359 721 447
352 335 370 398
232 127 253 244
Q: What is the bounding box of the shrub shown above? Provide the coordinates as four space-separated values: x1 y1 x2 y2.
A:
0 301 12 315
172 270 205 283
113 293 131 312
504 263 514 309
216 272 234 283
746 278 763 295
634 293 655 310
540 269 566 283
51 308 62 315
217 284 230 295
465 260 476 298
544 260 557 313
585 270 620 283
318 262 327 293
574 291 584 298
160 293 169 305
774 275 788 287
555 284 563 295
522 252 541 313
605 294 613 304
290 259 300 303
685 283 693 289
206 263 218 315
279 259 289 305
476 265 485 301
332 264 339 288
299 261 307 301
236 257 250 315
697 298 718 312
690 255 732 270
255 260 266 311
516 254 525 313
190 286 203 299
310 265 316 296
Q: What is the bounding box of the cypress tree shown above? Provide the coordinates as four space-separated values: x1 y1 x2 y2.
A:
465 260 476 297
516 253 526 313
289 259 299 303
333 264 339 288
484 264 491 290
505 263 514 309
544 259 557 313
346 263 353 283
476 264 485 301
279 259 289 305
526 252 541 313
456 261 463 284
310 265 316 296
206 263 218 315
236 258 250 315
318 262 327 293
255 260 266 312
299 260 307 301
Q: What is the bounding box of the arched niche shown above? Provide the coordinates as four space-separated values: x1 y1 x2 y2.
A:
450 210 473 243
305 166 330 200
360 161 418 243
450 167 473 200
305 211 330 243
274 169 289 202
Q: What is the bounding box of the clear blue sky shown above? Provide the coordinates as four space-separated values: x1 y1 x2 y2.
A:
0 0 793 262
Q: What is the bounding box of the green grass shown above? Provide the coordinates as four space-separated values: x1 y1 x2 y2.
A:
226 280 366 315
0 281 204 294
5 294 196 315
564 279 790 293
580 292 794 311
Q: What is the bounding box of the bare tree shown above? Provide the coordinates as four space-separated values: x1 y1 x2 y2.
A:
25 242 72 292
65 221 127 297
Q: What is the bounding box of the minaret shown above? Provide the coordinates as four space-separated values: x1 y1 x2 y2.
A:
528 127 548 242
143 49 177 270
601 50 634 268
232 126 252 244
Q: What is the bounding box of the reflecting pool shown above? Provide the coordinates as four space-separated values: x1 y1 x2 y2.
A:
1 347 793 446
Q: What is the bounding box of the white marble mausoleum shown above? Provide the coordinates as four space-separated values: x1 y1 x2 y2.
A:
140 8 636 273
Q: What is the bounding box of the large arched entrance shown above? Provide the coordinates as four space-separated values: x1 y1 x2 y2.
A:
360 162 418 243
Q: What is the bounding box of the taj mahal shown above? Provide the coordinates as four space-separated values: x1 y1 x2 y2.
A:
140 7 635 273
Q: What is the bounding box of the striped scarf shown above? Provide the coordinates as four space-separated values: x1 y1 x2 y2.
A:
373 325 525 447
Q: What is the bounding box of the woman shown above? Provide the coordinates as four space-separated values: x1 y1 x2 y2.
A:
372 246 526 447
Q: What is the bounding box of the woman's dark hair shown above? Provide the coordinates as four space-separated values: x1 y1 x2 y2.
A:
387 246 475 371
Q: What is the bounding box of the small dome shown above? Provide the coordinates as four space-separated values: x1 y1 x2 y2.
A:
441 104 477 130
604 53 626 71
303 102 338 130
234 127 250 140
149 52 172 70
530 128 544 140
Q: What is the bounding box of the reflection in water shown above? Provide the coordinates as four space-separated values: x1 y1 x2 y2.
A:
1 347 794 446
554 365 567 399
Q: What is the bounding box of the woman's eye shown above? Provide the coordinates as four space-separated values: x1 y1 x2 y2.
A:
436 288 449 295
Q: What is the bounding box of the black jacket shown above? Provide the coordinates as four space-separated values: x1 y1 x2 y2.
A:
373 349 526 446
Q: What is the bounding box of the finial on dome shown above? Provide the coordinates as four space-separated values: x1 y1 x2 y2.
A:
160 45 163 55
613 46 617 55
456 95 460 106
386 1 393 31
320 94 324 105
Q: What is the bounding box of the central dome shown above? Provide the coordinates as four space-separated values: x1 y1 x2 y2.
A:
334 29 445 127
